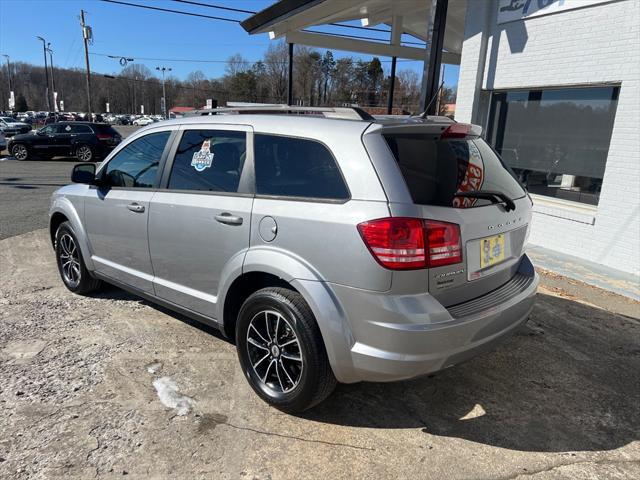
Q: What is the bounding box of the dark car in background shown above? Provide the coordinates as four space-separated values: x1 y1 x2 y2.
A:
8 122 121 161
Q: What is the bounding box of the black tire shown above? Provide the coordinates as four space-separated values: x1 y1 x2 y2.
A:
11 143 29 161
55 221 102 294
75 144 94 162
236 287 337 413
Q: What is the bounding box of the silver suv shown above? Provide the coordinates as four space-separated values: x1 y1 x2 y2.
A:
49 107 538 412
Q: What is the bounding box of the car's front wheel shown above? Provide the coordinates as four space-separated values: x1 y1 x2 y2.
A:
55 221 102 294
76 144 94 162
11 143 29 161
236 287 337 413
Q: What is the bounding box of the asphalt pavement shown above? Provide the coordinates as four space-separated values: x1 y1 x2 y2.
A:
0 125 139 240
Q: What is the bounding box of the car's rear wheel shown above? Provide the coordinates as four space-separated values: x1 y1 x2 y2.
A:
55 221 102 294
76 144 94 162
236 287 337 413
11 143 29 161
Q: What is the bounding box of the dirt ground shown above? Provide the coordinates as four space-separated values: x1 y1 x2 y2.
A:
1 230 638 479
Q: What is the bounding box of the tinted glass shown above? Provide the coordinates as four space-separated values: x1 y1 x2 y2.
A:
168 130 246 192
40 125 59 135
254 134 349 200
487 86 619 205
103 131 170 188
384 135 525 208
70 124 93 134
93 124 119 135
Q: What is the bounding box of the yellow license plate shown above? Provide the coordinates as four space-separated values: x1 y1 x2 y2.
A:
480 234 505 268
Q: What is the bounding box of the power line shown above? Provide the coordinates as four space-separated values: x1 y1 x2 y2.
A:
90 51 421 64
170 0 393 34
99 0 242 23
101 0 424 45
170 0 254 15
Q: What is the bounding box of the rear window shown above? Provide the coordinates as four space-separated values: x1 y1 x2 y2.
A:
92 124 119 135
384 135 526 208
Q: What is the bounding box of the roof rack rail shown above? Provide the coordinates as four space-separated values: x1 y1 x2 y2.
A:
184 105 374 121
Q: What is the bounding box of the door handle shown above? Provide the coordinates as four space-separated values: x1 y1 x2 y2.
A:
127 203 145 213
215 213 243 225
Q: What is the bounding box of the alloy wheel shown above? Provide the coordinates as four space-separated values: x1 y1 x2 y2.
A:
246 310 303 393
58 233 81 287
12 144 27 160
77 145 92 162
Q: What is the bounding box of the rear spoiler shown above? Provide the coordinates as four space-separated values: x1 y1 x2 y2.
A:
375 121 483 138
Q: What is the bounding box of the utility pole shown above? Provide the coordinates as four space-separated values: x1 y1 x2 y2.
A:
80 10 93 117
36 36 51 111
156 66 171 119
1 55 12 110
47 44 57 111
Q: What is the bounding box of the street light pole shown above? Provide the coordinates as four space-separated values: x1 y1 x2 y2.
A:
1 55 11 111
156 66 171 119
36 36 51 111
47 44 57 111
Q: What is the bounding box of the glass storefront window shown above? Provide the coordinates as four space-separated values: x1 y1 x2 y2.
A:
487 86 619 206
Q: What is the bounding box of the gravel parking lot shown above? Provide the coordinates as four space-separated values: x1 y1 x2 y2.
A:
0 229 638 479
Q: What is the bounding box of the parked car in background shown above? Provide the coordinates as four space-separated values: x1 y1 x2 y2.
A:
0 116 31 136
48 107 538 412
8 121 121 161
132 116 155 126
0 130 6 152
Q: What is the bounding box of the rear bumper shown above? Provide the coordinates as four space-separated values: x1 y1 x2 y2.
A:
328 255 539 383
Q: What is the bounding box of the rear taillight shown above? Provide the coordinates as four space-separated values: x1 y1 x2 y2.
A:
357 217 462 270
96 133 112 140
424 220 462 267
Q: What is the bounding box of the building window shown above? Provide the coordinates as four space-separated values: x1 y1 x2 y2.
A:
487 86 619 206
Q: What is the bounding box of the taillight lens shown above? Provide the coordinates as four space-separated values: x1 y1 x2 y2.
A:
357 217 462 270
424 220 462 267
441 123 483 139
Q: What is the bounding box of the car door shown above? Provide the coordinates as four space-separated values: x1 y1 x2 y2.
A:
31 124 59 154
84 128 175 293
148 125 253 319
53 123 74 156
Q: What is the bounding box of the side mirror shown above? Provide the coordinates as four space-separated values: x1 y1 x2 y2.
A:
71 163 96 184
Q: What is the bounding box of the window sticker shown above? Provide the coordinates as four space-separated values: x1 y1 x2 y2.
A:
191 139 215 172
65 125 72 132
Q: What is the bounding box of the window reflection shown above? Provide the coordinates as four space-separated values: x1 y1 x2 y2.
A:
488 86 619 205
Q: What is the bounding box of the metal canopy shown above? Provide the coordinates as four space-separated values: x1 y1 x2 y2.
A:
241 0 467 64
241 0 467 113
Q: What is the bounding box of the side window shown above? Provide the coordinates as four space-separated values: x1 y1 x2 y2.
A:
71 125 92 134
40 125 58 135
103 131 170 188
254 134 349 200
167 129 246 193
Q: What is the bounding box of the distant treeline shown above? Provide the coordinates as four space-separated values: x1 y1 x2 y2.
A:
0 41 455 114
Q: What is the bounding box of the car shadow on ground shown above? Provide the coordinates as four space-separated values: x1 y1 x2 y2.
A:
303 293 640 453
89 286 639 453
89 284 227 341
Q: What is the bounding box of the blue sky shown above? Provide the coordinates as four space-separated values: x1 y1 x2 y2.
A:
0 0 459 87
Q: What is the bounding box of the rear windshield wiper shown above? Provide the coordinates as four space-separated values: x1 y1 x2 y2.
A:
454 190 516 211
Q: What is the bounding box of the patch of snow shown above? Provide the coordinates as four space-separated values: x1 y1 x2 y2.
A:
146 360 163 374
459 403 486 420
152 376 195 416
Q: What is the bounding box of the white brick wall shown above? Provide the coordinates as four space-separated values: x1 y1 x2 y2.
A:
457 0 640 276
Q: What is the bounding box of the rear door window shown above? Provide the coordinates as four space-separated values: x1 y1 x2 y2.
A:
167 129 246 193
70 125 93 134
254 134 349 200
384 135 526 207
